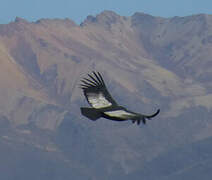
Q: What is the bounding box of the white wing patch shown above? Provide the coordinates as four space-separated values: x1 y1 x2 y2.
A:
87 92 112 109
104 110 135 119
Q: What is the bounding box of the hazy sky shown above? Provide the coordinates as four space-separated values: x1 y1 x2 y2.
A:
0 0 211 24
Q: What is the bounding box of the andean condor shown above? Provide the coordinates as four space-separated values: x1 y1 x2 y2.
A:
80 71 160 125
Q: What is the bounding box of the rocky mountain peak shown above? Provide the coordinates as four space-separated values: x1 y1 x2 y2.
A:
35 18 76 26
81 10 121 27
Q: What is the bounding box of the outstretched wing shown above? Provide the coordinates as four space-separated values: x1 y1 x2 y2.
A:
80 71 118 109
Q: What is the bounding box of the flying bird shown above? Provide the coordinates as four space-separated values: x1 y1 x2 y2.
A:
80 71 160 125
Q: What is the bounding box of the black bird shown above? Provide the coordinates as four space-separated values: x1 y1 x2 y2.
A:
80 71 160 125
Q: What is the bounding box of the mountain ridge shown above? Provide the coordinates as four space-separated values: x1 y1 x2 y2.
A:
0 11 212 179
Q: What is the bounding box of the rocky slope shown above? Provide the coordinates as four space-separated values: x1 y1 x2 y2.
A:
0 11 212 179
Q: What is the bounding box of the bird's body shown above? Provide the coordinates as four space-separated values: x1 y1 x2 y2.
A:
80 71 160 125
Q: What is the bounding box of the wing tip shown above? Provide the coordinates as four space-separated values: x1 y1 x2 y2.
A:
80 71 105 90
156 109 160 114
147 109 160 119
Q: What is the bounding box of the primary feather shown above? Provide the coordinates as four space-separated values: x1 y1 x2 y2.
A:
80 71 117 109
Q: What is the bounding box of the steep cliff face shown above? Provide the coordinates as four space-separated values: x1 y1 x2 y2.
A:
0 11 212 179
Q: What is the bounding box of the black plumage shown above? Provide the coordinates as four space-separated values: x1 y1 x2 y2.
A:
80 71 160 125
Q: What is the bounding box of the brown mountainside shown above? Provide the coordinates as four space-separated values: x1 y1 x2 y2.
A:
0 11 212 179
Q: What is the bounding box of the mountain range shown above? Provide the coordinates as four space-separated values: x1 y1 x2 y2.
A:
0 10 212 179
